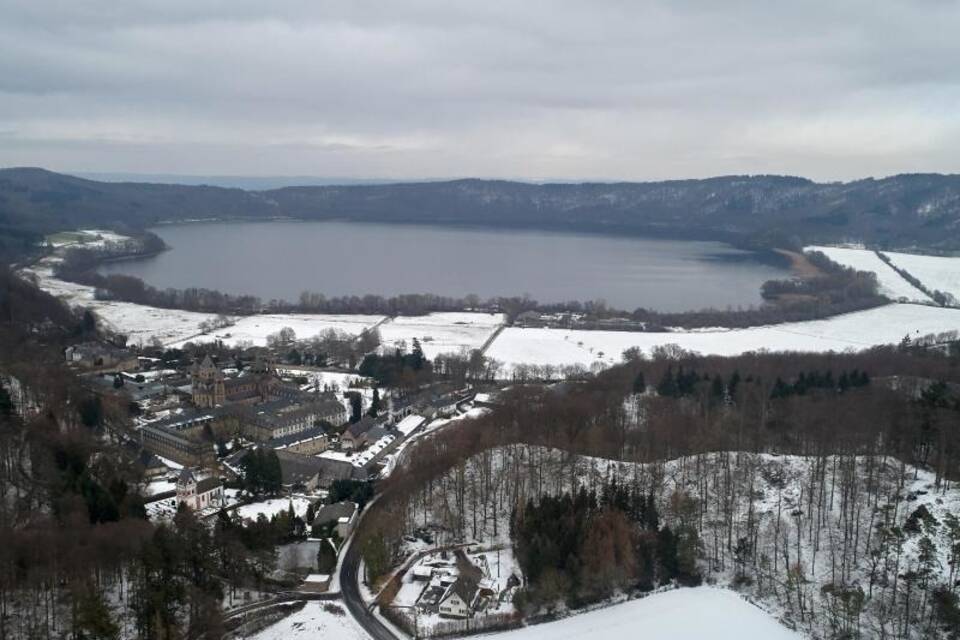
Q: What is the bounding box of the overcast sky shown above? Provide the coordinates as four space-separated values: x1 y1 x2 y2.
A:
1 0 958 182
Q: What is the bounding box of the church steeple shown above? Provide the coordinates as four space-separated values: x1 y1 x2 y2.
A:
191 355 225 407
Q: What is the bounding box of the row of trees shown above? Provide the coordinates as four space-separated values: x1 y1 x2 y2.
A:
769 368 870 399
877 251 958 307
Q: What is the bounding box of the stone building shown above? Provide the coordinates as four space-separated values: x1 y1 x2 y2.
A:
176 469 223 511
190 356 226 407
268 424 330 455
139 411 218 467
65 342 138 371
190 356 289 408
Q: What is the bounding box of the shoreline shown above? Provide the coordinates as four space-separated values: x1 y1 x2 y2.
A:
22 226 907 340
774 248 826 280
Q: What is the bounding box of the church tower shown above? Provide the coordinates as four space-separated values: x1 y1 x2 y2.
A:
191 355 225 407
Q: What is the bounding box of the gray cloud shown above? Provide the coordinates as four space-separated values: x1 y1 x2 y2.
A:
0 0 958 181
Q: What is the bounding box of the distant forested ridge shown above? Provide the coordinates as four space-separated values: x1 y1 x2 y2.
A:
3 168 960 260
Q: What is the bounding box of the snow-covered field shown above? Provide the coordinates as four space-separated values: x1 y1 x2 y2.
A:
21 261 225 346
45 229 130 248
277 368 368 391
486 303 960 372
484 587 799 640
805 246 931 303
21 260 382 348
22 240 958 377
235 496 314 522
250 601 367 640
378 312 505 359
93 302 222 347
24 260 500 353
882 251 960 304
174 313 387 348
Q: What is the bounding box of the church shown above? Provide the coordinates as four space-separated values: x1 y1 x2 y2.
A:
190 355 289 408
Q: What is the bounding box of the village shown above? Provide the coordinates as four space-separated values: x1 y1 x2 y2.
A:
60 325 517 620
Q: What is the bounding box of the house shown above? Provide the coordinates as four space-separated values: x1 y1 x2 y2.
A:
176 469 223 511
313 455 368 488
472 391 500 409
341 416 377 450
135 450 169 480
412 565 434 581
388 386 463 423
395 414 427 438
65 342 138 371
387 394 423 424
312 501 359 538
269 449 368 490
438 578 478 619
424 391 460 419
271 449 327 491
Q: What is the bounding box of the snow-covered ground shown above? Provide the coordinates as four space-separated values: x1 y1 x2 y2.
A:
484 587 799 640
25 259 498 353
22 236 958 379
92 302 222 347
142 480 175 496
44 229 131 248
882 251 960 305
20 261 224 346
249 601 367 640
21 259 381 348
486 303 960 372
410 443 960 639
378 312 505 359
235 496 314 522
805 246 932 303
277 368 369 391
173 313 386 348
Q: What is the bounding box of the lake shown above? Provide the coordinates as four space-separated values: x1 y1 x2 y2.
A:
99 221 789 312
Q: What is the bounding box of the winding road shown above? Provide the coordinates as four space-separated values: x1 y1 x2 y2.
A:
340 538 400 640
339 407 484 640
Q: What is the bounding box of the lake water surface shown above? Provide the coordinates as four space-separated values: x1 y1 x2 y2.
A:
99 221 789 312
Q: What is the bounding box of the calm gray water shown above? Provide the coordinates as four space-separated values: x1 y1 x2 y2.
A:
99 221 789 312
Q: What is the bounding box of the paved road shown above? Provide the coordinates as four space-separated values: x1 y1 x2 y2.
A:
340 539 400 640
339 407 481 640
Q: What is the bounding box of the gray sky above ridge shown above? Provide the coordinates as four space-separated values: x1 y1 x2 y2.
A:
1 0 958 181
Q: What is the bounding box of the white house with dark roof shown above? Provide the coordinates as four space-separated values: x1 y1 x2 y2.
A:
438 578 478 619
175 469 223 511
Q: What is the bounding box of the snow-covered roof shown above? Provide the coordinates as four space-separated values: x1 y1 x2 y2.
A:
396 414 427 436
